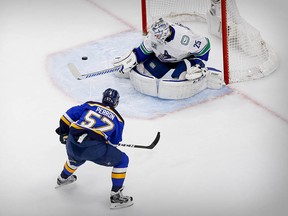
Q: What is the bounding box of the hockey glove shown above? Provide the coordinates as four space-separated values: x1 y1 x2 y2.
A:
113 51 138 78
55 127 68 145
184 59 207 80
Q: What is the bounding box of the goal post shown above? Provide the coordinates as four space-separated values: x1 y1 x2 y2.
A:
141 0 279 84
221 0 229 84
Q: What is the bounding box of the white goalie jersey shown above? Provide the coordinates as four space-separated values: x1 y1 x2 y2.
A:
113 20 223 99
142 22 210 63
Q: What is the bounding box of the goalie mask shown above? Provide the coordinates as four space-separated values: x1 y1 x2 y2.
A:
102 88 120 108
150 18 171 44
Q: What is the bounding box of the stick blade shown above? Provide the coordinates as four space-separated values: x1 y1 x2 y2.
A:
147 131 160 149
135 131 160 149
68 63 82 80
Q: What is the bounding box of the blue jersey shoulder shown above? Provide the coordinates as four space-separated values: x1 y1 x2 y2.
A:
66 101 125 144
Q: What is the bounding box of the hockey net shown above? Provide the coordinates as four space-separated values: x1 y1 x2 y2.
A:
141 0 279 84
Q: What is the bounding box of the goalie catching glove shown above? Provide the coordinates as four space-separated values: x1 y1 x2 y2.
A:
113 51 138 78
183 59 207 80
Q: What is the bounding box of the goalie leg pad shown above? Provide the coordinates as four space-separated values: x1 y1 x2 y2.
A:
130 69 158 97
158 77 208 99
207 69 224 89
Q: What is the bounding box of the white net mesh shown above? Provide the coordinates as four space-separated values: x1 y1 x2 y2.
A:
146 0 210 24
225 0 278 82
144 0 279 83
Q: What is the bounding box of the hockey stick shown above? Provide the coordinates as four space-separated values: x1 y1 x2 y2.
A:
55 132 159 189
68 63 222 81
118 132 160 149
68 63 123 80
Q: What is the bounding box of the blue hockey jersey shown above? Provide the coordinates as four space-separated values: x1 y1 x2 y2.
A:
59 101 124 145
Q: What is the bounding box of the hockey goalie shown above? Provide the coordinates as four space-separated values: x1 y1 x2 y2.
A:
113 17 224 99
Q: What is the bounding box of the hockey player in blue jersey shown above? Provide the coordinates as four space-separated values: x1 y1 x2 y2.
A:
55 88 133 209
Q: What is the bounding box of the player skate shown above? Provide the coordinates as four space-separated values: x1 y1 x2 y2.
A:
55 175 77 188
110 187 133 209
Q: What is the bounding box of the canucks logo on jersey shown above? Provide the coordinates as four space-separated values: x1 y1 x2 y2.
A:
181 35 190 45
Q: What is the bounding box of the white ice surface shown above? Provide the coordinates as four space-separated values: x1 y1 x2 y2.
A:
0 0 287 216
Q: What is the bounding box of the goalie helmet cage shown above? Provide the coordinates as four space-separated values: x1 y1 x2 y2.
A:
141 0 279 84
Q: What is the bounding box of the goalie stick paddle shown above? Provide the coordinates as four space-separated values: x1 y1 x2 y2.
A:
118 132 160 149
68 63 123 80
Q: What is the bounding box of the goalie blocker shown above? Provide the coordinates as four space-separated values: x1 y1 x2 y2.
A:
129 65 224 100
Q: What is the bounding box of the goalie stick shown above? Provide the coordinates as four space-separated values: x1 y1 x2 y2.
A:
118 132 160 149
68 63 222 81
68 63 123 80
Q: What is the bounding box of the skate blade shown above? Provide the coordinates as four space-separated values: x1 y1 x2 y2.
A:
54 180 76 189
110 201 134 209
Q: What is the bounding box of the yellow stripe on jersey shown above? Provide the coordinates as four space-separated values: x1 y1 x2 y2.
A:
111 172 126 179
61 115 72 126
91 129 105 137
71 123 82 129
71 123 105 137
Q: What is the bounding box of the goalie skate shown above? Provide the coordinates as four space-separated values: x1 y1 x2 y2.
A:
110 187 133 209
55 175 77 189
